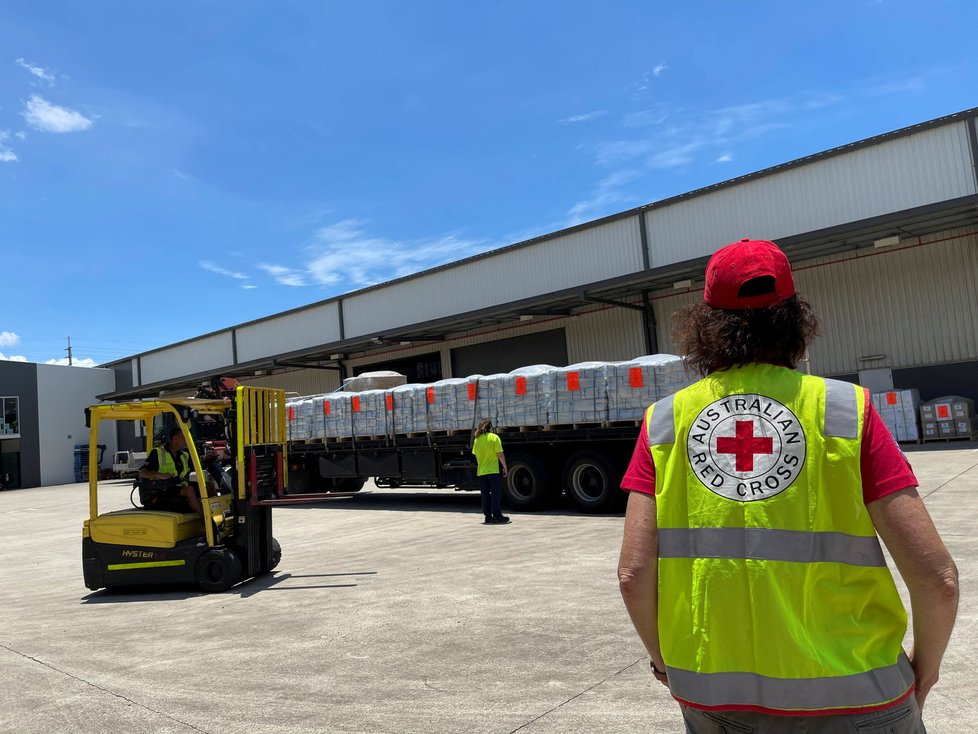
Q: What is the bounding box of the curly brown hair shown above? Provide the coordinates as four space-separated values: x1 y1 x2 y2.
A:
674 295 819 376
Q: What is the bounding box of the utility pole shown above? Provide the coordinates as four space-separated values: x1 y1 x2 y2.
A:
66 336 73 366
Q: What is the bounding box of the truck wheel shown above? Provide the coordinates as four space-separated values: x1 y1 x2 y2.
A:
195 548 242 592
334 478 365 493
270 537 282 571
564 451 622 513
503 453 553 511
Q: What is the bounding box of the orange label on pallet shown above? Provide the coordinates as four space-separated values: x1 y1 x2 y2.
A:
514 376 527 396
323 401 331 416
936 404 950 419
629 367 644 388
287 406 295 422
386 394 393 410
352 396 361 412
426 387 435 404
467 383 477 401
566 371 580 391
886 392 898 405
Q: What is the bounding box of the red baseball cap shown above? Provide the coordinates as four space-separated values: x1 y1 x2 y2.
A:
703 238 795 310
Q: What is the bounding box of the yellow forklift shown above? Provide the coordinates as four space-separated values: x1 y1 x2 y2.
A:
82 386 289 592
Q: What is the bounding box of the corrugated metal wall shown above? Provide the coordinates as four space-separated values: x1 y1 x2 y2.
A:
243 369 341 396
646 121 976 266
565 305 647 362
139 332 235 385
651 228 978 376
799 228 978 375
235 302 342 363
342 216 644 337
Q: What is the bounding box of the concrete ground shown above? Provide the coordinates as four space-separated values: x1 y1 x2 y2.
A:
0 443 975 734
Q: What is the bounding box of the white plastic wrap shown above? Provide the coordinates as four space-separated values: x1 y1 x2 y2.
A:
390 384 427 434
607 354 692 421
351 389 391 437
551 362 609 424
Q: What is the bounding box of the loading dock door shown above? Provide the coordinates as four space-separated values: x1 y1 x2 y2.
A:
451 329 568 377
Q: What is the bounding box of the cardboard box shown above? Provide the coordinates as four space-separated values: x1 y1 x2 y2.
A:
955 418 977 437
922 421 939 439
920 404 935 421
938 420 955 437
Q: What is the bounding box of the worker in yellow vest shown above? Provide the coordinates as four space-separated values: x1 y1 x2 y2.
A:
138 426 201 515
618 239 958 732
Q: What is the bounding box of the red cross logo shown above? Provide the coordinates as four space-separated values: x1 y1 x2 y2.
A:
716 420 774 472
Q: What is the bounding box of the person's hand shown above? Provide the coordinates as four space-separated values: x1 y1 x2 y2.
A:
650 660 669 688
501 468 508 478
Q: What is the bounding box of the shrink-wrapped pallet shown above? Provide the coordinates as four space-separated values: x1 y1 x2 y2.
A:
607 354 690 421
551 362 609 424
321 392 354 439
473 374 505 429
286 398 314 441
390 384 427 434
871 389 921 443
493 365 555 428
351 389 391 437
342 370 406 393
426 376 483 431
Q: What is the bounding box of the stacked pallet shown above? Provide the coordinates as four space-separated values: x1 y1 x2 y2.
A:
285 355 695 439
871 389 920 443
921 396 976 440
551 362 609 424
606 355 690 421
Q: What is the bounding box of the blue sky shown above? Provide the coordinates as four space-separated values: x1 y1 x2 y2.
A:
1 1 976 367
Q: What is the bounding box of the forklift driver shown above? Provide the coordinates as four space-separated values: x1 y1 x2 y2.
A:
138 427 202 515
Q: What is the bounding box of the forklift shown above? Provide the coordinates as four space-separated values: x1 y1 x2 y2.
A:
82 386 289 592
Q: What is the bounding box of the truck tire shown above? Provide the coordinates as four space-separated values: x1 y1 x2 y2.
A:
270 537 282 571
334 478 365 493
564 451 622 513
503 453 553 511
195 548 242 592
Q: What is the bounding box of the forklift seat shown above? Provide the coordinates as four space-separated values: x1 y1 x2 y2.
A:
88 509 204 549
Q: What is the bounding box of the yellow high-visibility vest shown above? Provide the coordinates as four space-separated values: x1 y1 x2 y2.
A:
646 363 913 714
152 446 190 485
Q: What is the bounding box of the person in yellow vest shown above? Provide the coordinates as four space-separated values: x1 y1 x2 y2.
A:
618 239 958 732
138 426 202 515
472 418 510 524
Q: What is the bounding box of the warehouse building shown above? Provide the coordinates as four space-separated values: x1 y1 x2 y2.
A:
0 361 116 489
14 107 978 474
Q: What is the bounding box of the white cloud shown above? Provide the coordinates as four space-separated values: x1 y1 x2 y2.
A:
0 331 21 348
257 264 309 287
557 110 607 125
15 58 55 84
260 219 486 290
566 170 640 226
0 352 28 362
716 152 733 163
241 284 258 290
23 95 93 133
199 260 248 280
652 63 668 77
0 132 16 162
14 131 26 140
45 357 97 368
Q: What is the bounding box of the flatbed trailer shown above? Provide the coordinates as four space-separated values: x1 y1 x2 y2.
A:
285 423 640 513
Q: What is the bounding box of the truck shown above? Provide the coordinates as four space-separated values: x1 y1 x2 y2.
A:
111 449 148 478
280 357 690 514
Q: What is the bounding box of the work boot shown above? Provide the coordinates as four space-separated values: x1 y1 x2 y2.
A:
490 514 511 524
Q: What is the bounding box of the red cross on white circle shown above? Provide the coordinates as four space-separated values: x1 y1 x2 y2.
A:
715 419 774 472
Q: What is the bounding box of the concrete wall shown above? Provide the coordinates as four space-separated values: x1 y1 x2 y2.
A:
0 361 39 487
35 364 117 486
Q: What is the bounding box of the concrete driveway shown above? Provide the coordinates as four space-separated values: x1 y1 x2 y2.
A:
1 443 975 733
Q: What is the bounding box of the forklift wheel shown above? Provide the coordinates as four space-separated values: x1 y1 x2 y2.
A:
270 537 282 571
195 548 242 592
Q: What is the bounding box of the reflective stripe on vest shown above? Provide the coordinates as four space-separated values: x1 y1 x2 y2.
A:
666 653 914 712
657 526 886 566
646 364 910 713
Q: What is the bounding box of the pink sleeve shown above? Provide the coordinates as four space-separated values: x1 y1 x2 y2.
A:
621 427 656 495
860 388 918 504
